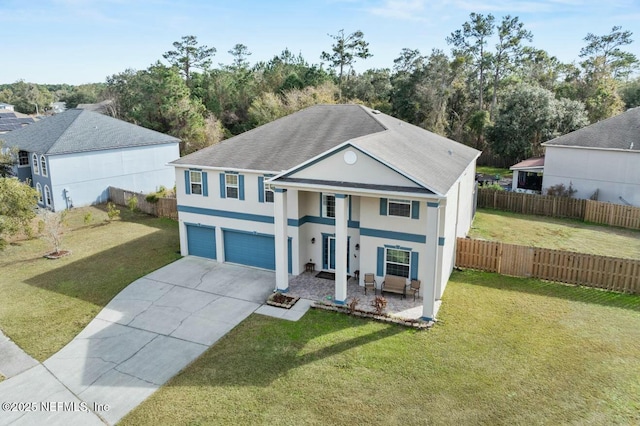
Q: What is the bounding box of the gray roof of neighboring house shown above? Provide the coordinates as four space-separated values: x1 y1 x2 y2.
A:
543 107 640 151
0 111 36 132
1 108 180 155
172 104 480 196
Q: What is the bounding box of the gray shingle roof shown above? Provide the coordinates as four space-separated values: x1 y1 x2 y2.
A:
1 108 180 155
172 104 480 195
543 107 640 151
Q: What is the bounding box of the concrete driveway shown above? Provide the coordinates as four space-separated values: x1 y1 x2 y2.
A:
0 257 275 425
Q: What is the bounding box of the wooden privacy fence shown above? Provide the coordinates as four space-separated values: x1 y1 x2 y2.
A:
108 187 178 220
456 237 640 295
477 188 640 230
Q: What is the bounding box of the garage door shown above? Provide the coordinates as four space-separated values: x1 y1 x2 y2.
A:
186 224 216 259
224 230 276 270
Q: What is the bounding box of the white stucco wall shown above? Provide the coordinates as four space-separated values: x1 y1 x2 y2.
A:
48 143 179 211
543 146 640 206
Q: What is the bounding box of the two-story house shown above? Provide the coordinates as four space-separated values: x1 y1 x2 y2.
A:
3 108 180 211
171 105 480 320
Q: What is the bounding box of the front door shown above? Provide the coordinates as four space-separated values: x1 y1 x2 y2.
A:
323 236 349 272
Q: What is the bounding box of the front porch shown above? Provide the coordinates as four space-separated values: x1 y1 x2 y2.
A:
288 272 424 320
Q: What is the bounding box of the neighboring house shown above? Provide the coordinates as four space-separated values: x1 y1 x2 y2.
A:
542 107 640 206
0 110 36 134
510 157 544 193
3 108 179 211
50 102 66 114
171 104 480 320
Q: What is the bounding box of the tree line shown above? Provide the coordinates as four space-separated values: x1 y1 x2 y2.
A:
1 15 639 165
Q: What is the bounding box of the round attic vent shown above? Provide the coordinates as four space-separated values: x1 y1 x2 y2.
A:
344 150 357 165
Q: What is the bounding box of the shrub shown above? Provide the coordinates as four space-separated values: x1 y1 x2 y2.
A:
145 193 159 203
106 202 120 222
347 297 360 314
39 209 67 254
546 182 577 198
482 183 505 191
83 212 92 226
371 296 387 315
127 196 138 212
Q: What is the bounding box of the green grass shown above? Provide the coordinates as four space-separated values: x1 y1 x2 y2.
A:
476 166 512 178
0 205 181 361
122 271 640 425
470 209 640 259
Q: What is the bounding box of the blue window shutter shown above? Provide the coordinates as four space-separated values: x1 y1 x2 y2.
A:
376 247 384 276
219 173 225 199
411 201 420 219
239 175 245 200
410 251 419 280
184 170 191 195
202 172 208 197
287 238 292 274
258 176 264 203
379 198 387 216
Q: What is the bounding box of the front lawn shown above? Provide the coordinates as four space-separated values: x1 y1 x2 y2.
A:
122 271 640 425
0 205 180 361
470 208 640 259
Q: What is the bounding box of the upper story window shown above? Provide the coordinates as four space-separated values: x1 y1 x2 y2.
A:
190 171 202 195
225 174 239 199
264 183 275 203
18 151 29 166
388 199 411 217
32 154 39 174
386 248 410 278
40 155 47 177
322 194 335 218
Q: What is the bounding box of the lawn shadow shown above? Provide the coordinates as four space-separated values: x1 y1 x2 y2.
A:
457 270 640 312
24 219 180 307
166 310 407 390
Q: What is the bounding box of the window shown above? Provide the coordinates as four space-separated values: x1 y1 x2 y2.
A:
40 155 47 177
386 248 410 278
225 174 238 199
36 183 43 203
264 183 275 203
388 199 411 217
190 171 202 195
18 151 29 166
32 154 39 174
44 185 52 207
322 194 335 218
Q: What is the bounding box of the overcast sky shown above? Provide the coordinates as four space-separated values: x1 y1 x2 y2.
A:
2 0 639 85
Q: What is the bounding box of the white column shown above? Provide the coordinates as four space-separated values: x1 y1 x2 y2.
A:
274 188 289 292
423 201 441 320
334 194 348 304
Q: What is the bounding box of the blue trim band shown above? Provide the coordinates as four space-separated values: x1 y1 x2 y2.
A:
421 316 433 321
334 299 346 305
275 188 287 193
438 237 445 246
277 288 290 293
427 202 439 208
335 194 347 199
361 228 426 244
178 205 274 224
297 215 360 229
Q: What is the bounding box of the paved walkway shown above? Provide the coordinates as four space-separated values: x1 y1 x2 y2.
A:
0 258 288 426
0 331 38 379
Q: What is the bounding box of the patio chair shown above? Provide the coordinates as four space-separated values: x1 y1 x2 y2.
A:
363 273 377 295
408 279 421 301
